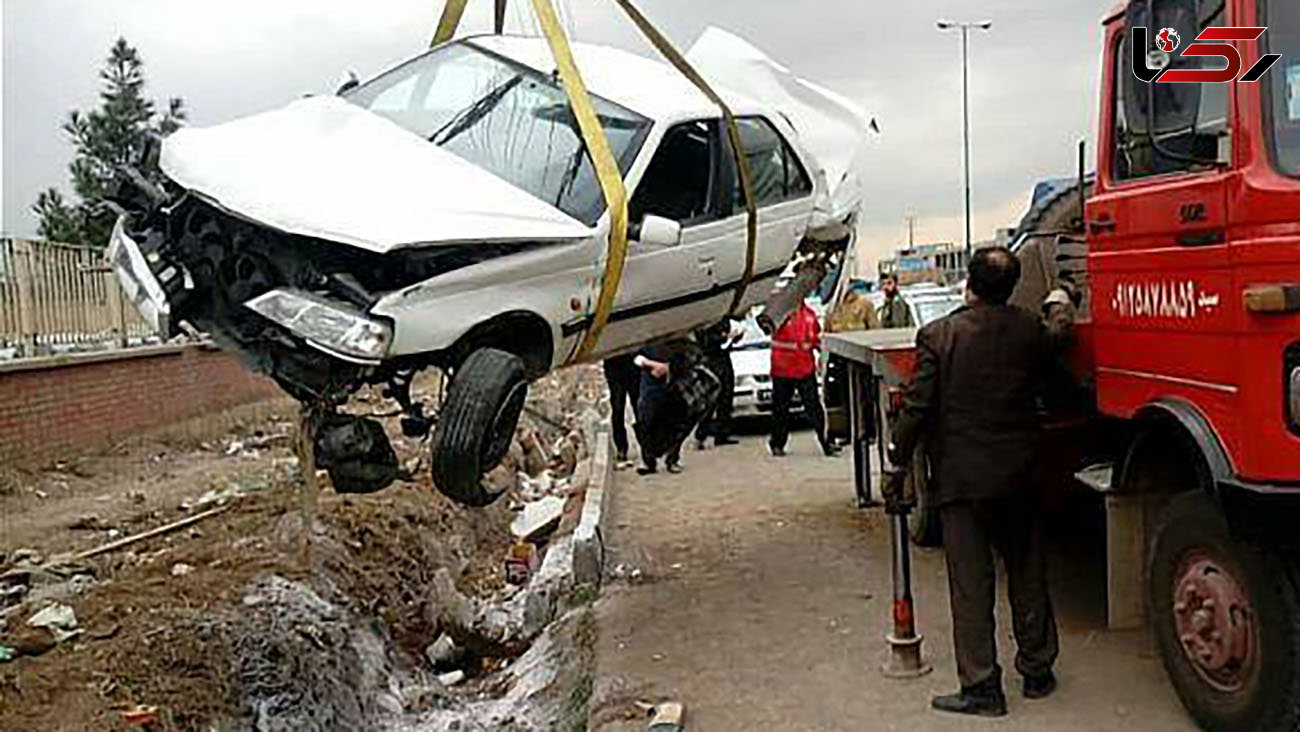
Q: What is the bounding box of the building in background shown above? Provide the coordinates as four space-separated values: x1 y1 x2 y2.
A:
876 228 1015 287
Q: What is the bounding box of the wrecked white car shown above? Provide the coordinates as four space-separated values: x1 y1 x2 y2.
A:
107 31 866 506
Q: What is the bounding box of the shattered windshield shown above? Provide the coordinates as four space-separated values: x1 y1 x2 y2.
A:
345 42 652 226
1263 0 1300 176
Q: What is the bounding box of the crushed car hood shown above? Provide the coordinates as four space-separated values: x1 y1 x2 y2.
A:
687 27 871 236
160 96 591 253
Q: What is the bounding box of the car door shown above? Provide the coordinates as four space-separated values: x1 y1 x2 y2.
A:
1088 0 1237 424
590 118 736 356
714 116 818 313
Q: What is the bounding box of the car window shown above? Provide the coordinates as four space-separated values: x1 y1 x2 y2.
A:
628 120 716 224
1114 0 1231 180
720 117 813 211
345 42 651 226
913 296 964 326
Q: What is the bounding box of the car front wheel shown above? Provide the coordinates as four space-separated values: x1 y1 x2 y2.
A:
431 347 528 507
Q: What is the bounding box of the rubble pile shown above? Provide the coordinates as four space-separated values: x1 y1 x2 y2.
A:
0 364 610 730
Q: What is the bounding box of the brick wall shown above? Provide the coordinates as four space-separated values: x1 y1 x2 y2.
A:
0 344 283 466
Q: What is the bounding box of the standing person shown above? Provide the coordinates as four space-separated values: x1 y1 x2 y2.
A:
878 273 916 329
602 354 641 469
824 282 879 445
768 301 837 458
632 340 696 475
888 247 1059 717
694 317 743 450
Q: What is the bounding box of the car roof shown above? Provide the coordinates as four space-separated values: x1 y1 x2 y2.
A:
468 35 764 122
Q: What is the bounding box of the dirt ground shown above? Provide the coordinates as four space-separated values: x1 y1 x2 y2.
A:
0 366 606 731
589 424 1198 731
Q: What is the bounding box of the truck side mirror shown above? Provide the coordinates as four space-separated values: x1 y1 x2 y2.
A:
633 215 682 247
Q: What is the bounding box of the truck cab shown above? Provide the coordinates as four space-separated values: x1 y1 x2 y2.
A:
1085 2 1300 729
1092 0 1300 488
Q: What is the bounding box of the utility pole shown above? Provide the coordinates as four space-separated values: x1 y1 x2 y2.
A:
905 215 916 249
938 19 992 260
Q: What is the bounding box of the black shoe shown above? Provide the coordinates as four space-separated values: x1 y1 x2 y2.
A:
615 450 629 463
695 439 708 451
769 445 786 457
930 691 1008 717
714 436 739 446
1023 672 1056 700
822 444 842 457
636 460 658 476
666 461 683 474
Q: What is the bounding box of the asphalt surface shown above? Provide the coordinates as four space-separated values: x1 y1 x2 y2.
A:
588 427 1196 731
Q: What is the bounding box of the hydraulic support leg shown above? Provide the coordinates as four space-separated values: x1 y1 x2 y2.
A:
879 456 932 677
846 361 879 508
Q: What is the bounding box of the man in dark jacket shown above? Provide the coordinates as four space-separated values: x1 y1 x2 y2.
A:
888 247 1059 717
694 317 742 449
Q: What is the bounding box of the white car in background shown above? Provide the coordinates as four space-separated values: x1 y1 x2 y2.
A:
107 32 868 506
869 285 966 330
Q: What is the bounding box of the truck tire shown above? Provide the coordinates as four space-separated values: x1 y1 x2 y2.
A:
907 446 942 548
431 348 528 507
1148 491 1300 731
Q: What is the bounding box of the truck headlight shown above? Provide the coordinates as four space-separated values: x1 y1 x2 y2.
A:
244 289 391 363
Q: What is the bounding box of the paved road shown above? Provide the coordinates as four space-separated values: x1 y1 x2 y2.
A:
589 428 1195 731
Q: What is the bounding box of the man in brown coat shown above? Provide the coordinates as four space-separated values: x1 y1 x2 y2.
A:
888 247 1059 717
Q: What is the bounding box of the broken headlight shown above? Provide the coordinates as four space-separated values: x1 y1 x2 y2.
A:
244 289 391 363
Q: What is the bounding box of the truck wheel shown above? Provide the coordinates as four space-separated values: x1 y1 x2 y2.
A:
431 348 528 507
1148 491 1300 731
906 447 942 548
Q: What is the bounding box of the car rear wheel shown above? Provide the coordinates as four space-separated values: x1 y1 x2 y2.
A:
431 348 528 507
1148 490 1300 731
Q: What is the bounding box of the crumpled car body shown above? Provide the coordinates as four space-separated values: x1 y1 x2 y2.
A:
108 30 868 503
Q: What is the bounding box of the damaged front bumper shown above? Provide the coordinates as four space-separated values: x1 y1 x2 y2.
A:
107 217 178 339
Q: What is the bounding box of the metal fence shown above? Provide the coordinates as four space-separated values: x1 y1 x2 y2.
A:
0 238 158 358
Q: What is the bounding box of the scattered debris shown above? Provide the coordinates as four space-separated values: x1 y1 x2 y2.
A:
115 704 162 729
0 645 15 662
437 670 466 687
511 496 565 542
27 603 80 643
610 563 645 584
181 480 268 511
8 626 57 657
74 505 231 559
505 541 540 586
171 563 194 577
68 514 110 531
647 701 685 731
425 633 462 670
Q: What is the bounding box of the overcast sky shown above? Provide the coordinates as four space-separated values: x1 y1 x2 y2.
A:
2 0 1109 268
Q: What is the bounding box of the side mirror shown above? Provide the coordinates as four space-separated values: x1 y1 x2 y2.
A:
633 215 682 247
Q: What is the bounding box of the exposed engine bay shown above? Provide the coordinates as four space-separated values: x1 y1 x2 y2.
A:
113 184 541 404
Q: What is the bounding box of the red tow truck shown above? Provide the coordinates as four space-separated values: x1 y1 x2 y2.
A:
830 1 1300 728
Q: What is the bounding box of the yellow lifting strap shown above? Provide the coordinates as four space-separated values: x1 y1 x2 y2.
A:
431 0 469 46
429 0 630 363
612 0 759 318
526 0 631 361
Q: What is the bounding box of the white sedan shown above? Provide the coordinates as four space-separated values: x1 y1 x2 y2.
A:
108 32 866 506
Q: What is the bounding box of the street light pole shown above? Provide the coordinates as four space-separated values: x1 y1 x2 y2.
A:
938 20 992 261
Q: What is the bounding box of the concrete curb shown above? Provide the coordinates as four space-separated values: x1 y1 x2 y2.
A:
572 423 613 587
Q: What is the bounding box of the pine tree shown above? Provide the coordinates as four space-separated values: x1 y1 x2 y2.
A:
34 38 186 247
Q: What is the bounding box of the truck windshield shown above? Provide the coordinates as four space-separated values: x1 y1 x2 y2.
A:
345 42 652 226
1264 0 1300 176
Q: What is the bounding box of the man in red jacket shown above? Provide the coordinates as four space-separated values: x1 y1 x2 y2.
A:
768 301 838 457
